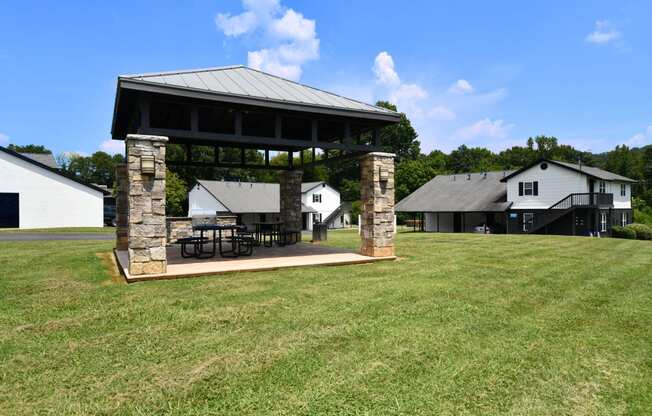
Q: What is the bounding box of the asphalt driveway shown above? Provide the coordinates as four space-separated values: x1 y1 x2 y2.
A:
0 233 115 241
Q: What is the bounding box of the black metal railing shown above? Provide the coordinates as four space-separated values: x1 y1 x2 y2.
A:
521 193 614 234
549 193 613 210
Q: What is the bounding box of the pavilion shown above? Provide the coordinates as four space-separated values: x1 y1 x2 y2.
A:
110 65 400 280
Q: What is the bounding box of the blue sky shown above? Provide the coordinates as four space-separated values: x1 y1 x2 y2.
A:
1 1 650 156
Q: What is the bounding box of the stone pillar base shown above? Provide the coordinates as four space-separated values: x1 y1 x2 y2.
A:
115 163 129 250
279 170 303 241
360 152 396 257
360 244 395 257
126 134 168 275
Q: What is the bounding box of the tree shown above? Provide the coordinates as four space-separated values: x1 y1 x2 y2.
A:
375 101 421 162
447 145 498 173
7 144 51 154
166 170 187 216
395 151 447 201
59 151 125 187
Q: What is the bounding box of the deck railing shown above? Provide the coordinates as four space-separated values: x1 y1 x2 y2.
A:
549 193 613 210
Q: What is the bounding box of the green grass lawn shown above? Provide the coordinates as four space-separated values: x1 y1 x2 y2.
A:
0 226 115 233
1 231 652 415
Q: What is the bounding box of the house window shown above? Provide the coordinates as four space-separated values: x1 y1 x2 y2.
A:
620 184 626 197
522 213 534 232
621 212 628 226
519 181 539 196
600 212 607 232
599 181 606 193
312 194 322 203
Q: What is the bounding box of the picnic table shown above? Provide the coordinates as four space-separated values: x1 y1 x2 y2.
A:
175 224 252 259
252 221 283 247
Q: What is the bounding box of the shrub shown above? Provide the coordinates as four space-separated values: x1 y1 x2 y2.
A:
627 223 652 240
612 226 637 240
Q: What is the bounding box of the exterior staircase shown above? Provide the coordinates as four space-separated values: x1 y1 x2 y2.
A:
526 193 613 234
323 203 345 228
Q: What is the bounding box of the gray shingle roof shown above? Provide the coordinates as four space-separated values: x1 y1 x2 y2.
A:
301 181 326 193
395 171 513 213
120 65 398 121
197 180 317 214
19 152 58 169
551 160 637 182
501 159 637 183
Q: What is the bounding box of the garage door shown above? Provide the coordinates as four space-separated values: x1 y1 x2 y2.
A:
0 193 19 228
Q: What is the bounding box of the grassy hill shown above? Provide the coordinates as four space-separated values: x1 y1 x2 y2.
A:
1 231 651 415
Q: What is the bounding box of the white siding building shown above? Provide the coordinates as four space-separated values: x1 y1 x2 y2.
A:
188 180 350 231
0 147 107 229
396 159 635 237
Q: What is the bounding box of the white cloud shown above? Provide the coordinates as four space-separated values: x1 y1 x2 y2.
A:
455 118 513 141
428 106 456 121
448 79 474 94
390 83 427 103
586 20 621 44
373 51 400 86
216 0 319 81
624 125 652 147
0 133 8 146
100 139 124 155
215 11 258 36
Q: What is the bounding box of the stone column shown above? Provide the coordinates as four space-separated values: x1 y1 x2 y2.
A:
115 163 129 250
279 170 303 240
126 134 168 275
360 152 396 257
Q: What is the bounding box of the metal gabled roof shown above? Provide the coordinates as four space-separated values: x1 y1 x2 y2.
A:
395 171 513 213
197 180 317 214
119 65 399 122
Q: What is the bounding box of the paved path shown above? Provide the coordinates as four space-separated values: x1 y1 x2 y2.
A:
0 233 115 241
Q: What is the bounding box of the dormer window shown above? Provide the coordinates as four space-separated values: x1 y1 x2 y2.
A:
312 194 322 203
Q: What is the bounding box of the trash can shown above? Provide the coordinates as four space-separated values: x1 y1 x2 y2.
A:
312 222 327 242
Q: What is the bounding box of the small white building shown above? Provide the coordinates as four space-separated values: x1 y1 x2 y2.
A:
0 146 107 229
188 180 351 230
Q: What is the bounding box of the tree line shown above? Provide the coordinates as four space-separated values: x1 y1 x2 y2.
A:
9 102 652 224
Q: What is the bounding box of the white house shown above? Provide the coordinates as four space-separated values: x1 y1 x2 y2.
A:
396 159 635 237
0 146 107 229
188 180 351 230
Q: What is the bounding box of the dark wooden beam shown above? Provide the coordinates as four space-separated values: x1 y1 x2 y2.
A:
373 127 381 147
288 151 293 169
234 111 243 137
275 115 282 139
311 120 318 144
185 143 192 162
190 107 199 132
344 122 352 145
167 160 289 170
138 98 150 129
302 151 365 168
140 126 381 152
265 149 270 167
213 145 219 164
